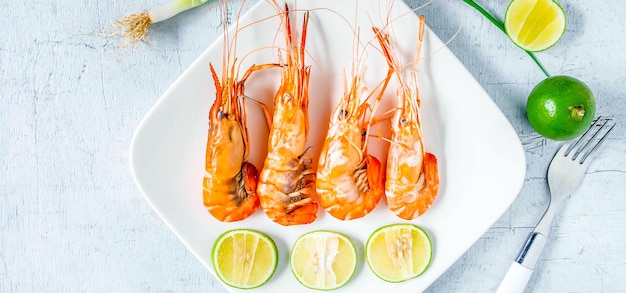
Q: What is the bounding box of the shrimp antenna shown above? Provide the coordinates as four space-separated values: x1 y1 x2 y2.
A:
414 15 425 71
229 0 249 74
220 1 229 82
419 0 464 60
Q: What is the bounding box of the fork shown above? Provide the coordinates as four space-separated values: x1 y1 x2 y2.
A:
496 117 616 293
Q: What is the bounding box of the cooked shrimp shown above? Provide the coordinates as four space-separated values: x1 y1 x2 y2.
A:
256 3 318 226
315 31 394 220
203 2 276 222
373 15 440 220
315 76 387 220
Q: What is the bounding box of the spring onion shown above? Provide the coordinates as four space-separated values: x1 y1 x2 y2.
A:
461 0 550 77
113 0 217 43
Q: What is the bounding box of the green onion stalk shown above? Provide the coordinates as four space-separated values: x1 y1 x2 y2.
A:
461 0 550 77
113 0 218 43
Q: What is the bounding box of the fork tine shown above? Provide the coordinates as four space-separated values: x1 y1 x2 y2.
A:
567 116 615 163
570 117 608 159
579 119 615 164
555 140 574 159
565 116 603 157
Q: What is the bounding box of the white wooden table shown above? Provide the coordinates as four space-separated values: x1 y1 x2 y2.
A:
2 0 624 292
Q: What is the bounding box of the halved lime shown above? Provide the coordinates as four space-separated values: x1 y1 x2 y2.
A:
211 229 278 289
504 0 567 52
290 230 357 290
365 224 432 283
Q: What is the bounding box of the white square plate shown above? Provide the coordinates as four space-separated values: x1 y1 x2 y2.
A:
130 0 526 291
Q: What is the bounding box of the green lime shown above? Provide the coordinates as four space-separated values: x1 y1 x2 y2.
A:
211 229 278 289
526 75 596 140
290 230 357 290
504 0 567 52
365 224 432 283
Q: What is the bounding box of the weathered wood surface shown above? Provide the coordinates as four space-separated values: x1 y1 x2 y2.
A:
1 0 624 292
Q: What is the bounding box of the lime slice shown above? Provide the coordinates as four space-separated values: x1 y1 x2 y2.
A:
211 229 278 289
365 224 432 283
290 230 357 290
504 0 566 52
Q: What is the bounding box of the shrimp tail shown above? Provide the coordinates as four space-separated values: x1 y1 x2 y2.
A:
417 152 439 213
356 155 385 218
392 152 438 220
241 162 260 200
365 155 385 201
203 162 261 222
277 200 318 226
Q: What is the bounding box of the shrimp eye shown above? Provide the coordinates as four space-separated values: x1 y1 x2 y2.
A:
217 109 224 118
282 93 292 102
400 118 407 123
339 109 348 118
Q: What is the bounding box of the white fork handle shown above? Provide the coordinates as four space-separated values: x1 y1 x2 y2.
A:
496 262 533 293
496 232 547 293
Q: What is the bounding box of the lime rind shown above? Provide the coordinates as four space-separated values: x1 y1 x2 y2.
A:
211 229 278 290
289 230 358 291
504 0 567 52
526 75 596 140
365 224 433 283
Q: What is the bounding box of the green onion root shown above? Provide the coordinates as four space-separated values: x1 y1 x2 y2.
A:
113 0 215 43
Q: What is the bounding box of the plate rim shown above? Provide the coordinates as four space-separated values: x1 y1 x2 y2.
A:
129 0 527 291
